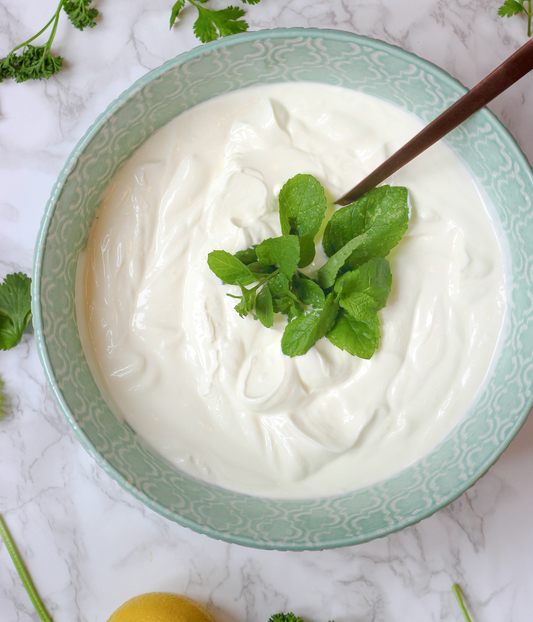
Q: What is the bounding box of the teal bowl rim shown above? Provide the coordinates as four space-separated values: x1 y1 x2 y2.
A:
32 27 533 550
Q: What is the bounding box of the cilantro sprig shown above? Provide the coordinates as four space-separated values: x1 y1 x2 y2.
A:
498 0 532 36
208 174 409 358
170 0 260 43
0 0 98 83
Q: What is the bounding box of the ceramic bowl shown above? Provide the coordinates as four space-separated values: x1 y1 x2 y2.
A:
33 29 533 550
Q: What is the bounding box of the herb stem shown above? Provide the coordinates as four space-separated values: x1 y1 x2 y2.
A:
452 584 473 622
11 0 64 53
528 0 532 37
0 514 54 622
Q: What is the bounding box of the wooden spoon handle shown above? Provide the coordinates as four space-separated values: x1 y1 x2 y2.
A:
336 38 533 206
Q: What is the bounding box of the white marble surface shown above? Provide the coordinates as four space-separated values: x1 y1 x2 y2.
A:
1 1 533 621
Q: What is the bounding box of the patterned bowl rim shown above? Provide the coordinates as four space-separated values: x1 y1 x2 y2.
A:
32 27 533 550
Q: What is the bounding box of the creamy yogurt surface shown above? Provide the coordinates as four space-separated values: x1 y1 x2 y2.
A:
76 83 508 498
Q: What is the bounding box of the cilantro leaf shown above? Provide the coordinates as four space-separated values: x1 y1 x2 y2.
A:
256 235 300 279
63 0 98 30
498 0 531 36
281 293 338 357
208 250 257 286
241 0 261 4
0 273 32 351
498 0 525 17
255 286 273 328
326 312 380 359
191 2 248 43
279 174 327 239
170 0 187 28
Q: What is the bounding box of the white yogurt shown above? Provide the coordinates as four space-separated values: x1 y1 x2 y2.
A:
76 83 508 498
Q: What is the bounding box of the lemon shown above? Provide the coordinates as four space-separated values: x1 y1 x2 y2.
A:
107 592 217 622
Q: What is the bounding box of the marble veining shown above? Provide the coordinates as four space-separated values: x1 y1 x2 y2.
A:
1 1 533 621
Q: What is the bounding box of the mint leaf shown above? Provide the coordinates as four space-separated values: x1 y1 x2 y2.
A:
256 235 300 278
292 276 325 308
281 293 338 357
279 174 327 239
235 247 258 265
248 261 276 275
208 250 256 286
0 273 32 351
335 257 392 311
498 0 525 17
228 284 256 318
268 272 292 299
298 234 315 268
255 286 273 328
338 292 378 321
326 312 380 359
318 186 408 288
323 185 409 258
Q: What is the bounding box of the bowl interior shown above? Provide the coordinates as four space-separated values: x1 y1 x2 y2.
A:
33 29 533 550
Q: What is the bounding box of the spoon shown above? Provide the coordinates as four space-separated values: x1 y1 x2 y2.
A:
336 37 533 206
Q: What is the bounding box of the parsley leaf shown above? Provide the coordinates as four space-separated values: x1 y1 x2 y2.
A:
0 273 32 351
269 615 304 622
0 0 97 83
63 0 99 30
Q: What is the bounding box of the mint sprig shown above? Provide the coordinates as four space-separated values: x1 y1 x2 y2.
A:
208 174 410 358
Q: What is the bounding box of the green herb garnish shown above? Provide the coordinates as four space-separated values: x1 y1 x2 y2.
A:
498 0 532 36
0 272 32 419
0 273 32 351
453 584 473 622
208 174 409 358
0 0 97 83
170 0 261 43
0 514 53 622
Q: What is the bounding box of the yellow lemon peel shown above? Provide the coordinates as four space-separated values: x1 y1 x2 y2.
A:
107 592 216 622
